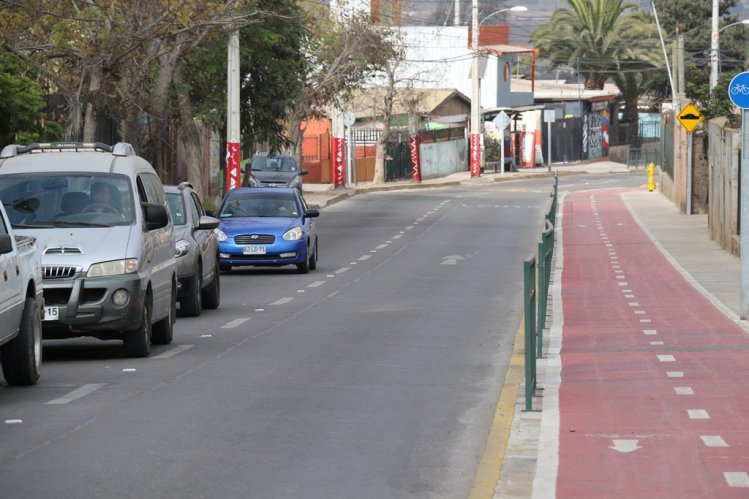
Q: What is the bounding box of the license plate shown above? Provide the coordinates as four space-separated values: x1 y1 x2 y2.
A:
243 246 266 255
43 306 59 321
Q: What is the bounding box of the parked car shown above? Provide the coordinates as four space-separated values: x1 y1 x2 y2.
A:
215 187 319 274
0 202 43 385
0 142 177 358
164 182 220 317
242 152 308 192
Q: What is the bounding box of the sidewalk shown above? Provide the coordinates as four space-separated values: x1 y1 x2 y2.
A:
496 185 746 498
301 160 632 209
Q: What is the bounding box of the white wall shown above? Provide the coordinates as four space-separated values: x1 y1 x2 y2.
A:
397 27 500 108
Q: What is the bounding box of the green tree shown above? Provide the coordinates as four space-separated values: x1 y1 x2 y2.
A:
0 49 62 146
530 0 659 90
649 0 747 124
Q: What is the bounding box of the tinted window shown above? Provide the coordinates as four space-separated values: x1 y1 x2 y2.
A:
218 192 299 218
166 193 186 225
0 173 135 227
139 173 166 205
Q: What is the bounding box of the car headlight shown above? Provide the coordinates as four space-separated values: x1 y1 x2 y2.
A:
215 228 227 242
288 176 301 188
87 258 138 277
283 226 304 241
175 239 190 257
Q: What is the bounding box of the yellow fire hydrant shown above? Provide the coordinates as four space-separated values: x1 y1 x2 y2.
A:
647 162 656 192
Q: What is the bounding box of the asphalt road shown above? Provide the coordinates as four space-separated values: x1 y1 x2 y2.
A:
0 173 644 498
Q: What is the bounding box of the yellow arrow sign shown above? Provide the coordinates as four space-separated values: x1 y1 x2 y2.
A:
677 102 704 133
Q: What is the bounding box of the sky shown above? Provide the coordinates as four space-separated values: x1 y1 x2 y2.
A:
362 0 749 45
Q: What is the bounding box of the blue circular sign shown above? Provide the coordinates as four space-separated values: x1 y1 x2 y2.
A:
729 71 749 109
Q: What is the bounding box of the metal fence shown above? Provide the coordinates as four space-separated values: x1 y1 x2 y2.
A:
524 172 558 411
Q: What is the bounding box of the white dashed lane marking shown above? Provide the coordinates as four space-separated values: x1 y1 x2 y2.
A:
151 345 194 359
221 318 251 328
46 383 106 405
701 436 728 447
687 409 710 420
674 387 694 395
307 281 325 288
724 472 749 488
270 298 294 306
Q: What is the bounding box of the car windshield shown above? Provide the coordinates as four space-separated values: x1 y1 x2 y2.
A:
166 193 187 225
218 192 299 218
0 173 136 228
251 156 297 173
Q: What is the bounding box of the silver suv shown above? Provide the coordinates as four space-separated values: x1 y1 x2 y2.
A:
164 182 220 317
0 142 177 357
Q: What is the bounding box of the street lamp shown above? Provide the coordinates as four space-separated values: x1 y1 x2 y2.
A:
470 4 527 177
711 17 749 91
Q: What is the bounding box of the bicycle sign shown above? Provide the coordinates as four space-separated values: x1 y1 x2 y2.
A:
729 71 749 109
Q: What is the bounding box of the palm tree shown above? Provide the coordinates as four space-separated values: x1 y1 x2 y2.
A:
531 0 659 90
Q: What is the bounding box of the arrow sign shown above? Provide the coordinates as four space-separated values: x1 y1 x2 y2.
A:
441 255 465 265
609 439 642 453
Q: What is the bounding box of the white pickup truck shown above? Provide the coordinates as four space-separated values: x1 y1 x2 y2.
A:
0 202 43 385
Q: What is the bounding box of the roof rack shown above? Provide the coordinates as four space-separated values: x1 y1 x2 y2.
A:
0 141 136 159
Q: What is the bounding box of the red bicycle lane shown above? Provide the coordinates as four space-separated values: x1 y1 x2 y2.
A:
555 189 749 498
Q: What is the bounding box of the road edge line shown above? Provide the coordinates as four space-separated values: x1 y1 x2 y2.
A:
467 316 526 499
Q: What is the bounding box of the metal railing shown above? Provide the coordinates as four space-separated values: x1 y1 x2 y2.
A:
523 254 537 411
524 172 558 411
627 148 660 169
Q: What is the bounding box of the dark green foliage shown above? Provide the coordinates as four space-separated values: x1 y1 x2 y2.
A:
0 50 62 146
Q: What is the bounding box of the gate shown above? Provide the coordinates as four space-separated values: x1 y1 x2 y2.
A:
385 140 411 181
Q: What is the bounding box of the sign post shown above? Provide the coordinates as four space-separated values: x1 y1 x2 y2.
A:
493 111 511 175
543 110 556 172
677 102 704 216
343 112 355 186
729 71 749 319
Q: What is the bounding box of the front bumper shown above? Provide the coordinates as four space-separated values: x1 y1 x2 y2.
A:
41 272 146 339
218 239 307 267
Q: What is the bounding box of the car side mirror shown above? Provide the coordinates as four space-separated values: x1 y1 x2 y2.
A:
0 234 13 254
305 208 320 218
143 203 169 230
197 215 219 230
300 168 309 176
205 209 215 217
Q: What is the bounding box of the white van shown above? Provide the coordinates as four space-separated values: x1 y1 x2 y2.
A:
0 142 176 357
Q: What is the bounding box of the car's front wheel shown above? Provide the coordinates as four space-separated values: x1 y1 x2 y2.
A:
124 293 151 357
152 279 176 345
1 296 42 385
180 265 202 317
202 260 220 310
309 240 318 271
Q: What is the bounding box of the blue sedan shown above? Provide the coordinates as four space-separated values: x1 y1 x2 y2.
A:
215 188 319 274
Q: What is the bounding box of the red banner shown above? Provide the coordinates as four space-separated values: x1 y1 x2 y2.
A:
470 133 481 177
225 141 241 193
410 135 422 183
332 137 345 187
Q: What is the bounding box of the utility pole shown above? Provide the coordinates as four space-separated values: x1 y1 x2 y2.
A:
330 1 346 187
710 0 719 91
454 0 460 26
225 30 240 194
470 0 481 177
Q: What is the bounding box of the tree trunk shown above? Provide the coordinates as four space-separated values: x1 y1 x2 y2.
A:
175 65 205 199
626 100 641 148
374 139 386 184
288 113 304 164
82 65 102 142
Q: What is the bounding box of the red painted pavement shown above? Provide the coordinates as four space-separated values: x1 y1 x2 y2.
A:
557 189 749 498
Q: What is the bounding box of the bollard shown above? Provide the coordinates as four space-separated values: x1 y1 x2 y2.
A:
647 162 655 192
